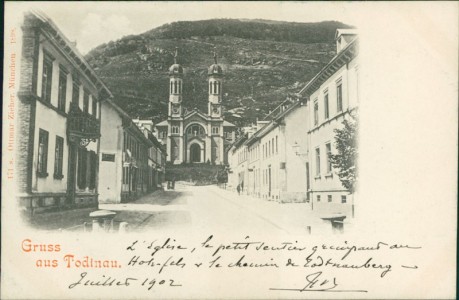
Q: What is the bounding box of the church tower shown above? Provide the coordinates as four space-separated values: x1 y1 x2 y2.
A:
169 47 183 117
208 50 223 118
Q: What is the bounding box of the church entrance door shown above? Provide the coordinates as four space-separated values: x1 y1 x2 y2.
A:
190 144 201 163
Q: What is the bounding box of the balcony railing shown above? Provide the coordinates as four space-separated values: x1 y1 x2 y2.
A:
67 103 100 141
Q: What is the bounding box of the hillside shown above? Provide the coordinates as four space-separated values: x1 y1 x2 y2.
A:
85 19 352 126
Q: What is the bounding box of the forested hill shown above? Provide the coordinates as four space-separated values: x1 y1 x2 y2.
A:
145 19 348 43
85 19 352 126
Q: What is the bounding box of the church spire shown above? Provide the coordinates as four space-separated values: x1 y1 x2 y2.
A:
213 48 218 64
174 47 178 64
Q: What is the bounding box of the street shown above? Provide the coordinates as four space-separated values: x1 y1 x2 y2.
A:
28 183 328 235
99 184 318 235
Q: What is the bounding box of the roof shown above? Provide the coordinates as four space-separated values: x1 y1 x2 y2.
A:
156 110 233 127
230 134 248 153
184 108 209 120
299 37 358 96
104 98 132 121
156 120 168 127
335 28 358 40
28 10 112 99
103 99 154 147
223 120 236 127
169 64 184 76
242 100 303 147
208 64 223 76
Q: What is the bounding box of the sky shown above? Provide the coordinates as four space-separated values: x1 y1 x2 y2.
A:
9 1 364 54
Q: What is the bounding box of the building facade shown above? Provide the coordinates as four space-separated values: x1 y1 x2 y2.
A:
228 101 309 203
155 50 236 165
98 104 166 204
227 29 359 218
133 119 166 192
17 12 112 214
301 29 359 217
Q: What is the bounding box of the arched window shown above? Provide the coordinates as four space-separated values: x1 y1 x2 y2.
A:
186 124 205 136
213 81 217 95
209 81 212 94
170 81 173 94
174 81 178 94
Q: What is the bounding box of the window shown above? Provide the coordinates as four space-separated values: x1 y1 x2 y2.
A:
172 126 180 134
337 81 343 112
276 136 278 153
41 54 53 103
37 129 49 176
212 126 219 135
314 100 319 126
324 92 329 119
123 166 129 184
326 143 332 173
341 195 347 203
186 124 205 136
92 97 98 117
328 195 332 202
72 82 80 106
272 138 274 154
170 81 174 94
83 90 89 113
57 68 67 112
317 195 321 202
54 136 64 179
315 147 321 176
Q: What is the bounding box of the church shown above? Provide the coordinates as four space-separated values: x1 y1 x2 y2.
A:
155 49 237 164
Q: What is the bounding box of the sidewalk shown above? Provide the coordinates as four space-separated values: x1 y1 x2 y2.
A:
99 187 192 231
207 186 324 235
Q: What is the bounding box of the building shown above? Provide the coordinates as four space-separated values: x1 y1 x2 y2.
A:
227 29 359 218
300 29 359 217
17 12 112 214
155 50 236 164
98 101 166 204
133 119 166 192
228 100 309 203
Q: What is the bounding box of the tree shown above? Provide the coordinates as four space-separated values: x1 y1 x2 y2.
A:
330 112 358 193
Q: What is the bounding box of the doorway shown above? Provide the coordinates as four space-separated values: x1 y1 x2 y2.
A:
190 144 201 163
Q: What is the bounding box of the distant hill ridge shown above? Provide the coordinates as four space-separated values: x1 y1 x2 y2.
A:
85 18 352 126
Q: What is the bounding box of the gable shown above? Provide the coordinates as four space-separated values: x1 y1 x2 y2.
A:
184 113 208 125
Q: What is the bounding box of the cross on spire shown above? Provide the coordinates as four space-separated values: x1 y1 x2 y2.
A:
213 47 218 64
174 47 178 64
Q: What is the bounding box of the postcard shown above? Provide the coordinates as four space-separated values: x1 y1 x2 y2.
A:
2 1 457 299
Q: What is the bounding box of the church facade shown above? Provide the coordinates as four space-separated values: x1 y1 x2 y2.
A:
155 51 236 164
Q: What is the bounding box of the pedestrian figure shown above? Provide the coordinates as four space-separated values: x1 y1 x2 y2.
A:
237 184 241 195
